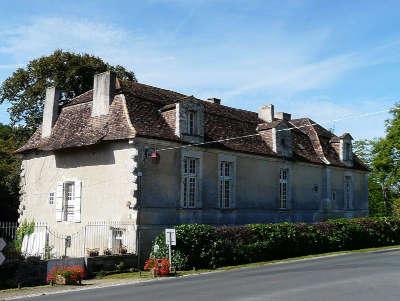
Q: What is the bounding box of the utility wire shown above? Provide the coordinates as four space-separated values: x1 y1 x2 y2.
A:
156 108 391 152
23 108 391 196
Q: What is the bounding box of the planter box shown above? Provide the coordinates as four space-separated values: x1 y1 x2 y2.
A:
54 274 80 285
85 254 138 276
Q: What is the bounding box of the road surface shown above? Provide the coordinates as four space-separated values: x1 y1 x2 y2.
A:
18 249 400 301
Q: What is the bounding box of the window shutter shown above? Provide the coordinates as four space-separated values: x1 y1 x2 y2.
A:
73 180 82 222
55 182 63 221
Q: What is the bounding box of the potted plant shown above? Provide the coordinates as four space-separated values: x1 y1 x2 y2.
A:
103 248 112 256
119 245 128 255
47 266 86 285
86 248 99 257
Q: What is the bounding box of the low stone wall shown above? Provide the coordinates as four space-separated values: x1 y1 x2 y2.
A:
85 254 138 276
0 257 47 289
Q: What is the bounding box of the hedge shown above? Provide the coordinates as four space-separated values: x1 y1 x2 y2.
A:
149 217 400 270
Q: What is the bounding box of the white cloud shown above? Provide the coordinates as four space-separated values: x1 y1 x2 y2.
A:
0 16 398 138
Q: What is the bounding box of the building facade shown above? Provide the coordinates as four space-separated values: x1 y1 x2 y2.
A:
16 71 369 258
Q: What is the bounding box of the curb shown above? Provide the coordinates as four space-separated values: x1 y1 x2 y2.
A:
3 246 400 300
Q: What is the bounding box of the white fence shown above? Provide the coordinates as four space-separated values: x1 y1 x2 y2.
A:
0 221 137 259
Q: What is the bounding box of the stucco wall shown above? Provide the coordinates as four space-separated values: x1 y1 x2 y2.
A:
136 138 369 228
20 137 368 258
19 141 138 256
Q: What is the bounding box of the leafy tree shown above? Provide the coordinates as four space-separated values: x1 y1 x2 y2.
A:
0 49 136 131
0 124 30 221
354 104 400 216
371 104 400 214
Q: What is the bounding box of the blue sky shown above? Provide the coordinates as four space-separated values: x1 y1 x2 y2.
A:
0 0 399 139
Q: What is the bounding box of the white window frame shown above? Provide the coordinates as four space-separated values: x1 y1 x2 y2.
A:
344 175 353 209
56 179 81 223
63 181 75 222
181 150 202 208
279 168 289 209
218 154 236 209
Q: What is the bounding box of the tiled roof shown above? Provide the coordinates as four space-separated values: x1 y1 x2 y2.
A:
16 80 368 171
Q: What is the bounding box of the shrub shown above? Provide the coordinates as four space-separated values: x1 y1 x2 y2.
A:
143 258 170 276
15 220 35 252
149 217 400 270
47 265 86 284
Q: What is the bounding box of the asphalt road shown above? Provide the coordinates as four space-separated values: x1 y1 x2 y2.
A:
20 249 400 301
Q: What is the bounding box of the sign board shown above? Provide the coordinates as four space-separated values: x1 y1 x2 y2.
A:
0 238 6 266
165 229 176 246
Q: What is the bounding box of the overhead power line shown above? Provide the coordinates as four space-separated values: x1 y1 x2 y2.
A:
156 109 391 152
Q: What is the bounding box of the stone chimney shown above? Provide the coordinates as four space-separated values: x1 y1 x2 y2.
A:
258 104 274 122
207 97 221 105
91 71 116 117
41 87 61 138
275 112 291 121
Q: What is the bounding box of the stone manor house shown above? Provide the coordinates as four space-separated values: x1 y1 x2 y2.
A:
15 71 369 257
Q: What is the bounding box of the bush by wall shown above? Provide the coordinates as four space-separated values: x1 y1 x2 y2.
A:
150 218 400 270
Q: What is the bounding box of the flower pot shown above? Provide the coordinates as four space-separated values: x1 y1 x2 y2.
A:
55 275 69 285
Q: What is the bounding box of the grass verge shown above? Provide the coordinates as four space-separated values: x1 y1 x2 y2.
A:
97 244 400 279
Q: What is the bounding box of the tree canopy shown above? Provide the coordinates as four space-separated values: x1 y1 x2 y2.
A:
0 50 136 131
354 104 400 216
0 124 30 221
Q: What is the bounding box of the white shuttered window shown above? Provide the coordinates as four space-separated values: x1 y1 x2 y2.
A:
55 180 81 222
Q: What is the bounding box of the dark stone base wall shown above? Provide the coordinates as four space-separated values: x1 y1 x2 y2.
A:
85 254 138 276
0 257 47 289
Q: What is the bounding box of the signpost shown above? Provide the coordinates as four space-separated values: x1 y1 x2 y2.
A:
165 229 176 273
0 238 6 266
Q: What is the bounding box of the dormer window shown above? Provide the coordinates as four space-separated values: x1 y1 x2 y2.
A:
175 97 205 144
187 110 196 135
339 133 353 164
344 142 351 161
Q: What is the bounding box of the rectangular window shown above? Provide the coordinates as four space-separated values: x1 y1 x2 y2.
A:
182 157 198 208
344 142 351 161
219 161 234 208
187 111 196 135
279 168 289 209
63 182 75 221
49 192 54 205
344 176 352 209
331 190 336 201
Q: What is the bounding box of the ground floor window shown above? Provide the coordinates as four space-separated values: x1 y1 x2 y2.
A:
63 181 75 221
344 176 353 209
182 157 199 208
219 161 234 208
279 168 289 209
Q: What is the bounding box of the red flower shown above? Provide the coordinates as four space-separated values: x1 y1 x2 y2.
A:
143 258 170 276
47 265 86 283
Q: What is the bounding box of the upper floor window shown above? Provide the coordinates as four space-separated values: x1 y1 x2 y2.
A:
219 161 234 208
344 176 352 209
187 110 197 135
279 168 289 209
344 142 351 161
182 157 199 208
